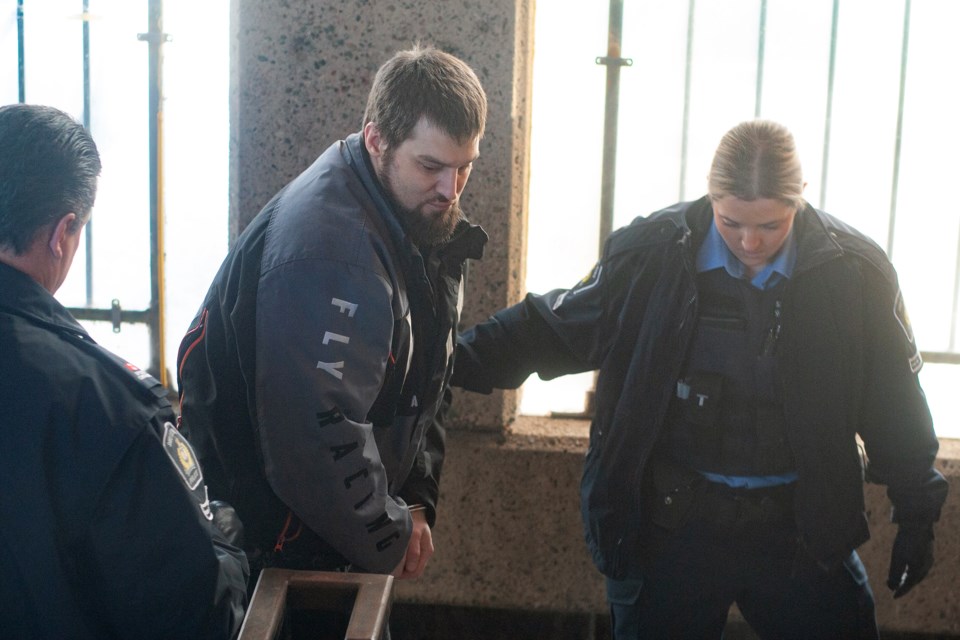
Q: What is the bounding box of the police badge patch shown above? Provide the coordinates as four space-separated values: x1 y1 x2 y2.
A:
162 421 203 490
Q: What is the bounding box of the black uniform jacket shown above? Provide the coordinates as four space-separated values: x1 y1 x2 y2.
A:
0 262 248 639
454 197 947 579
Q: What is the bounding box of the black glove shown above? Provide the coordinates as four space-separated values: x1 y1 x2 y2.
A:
886 522 934 598
210 500 245 549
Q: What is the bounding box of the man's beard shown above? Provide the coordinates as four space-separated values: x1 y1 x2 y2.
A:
379 158 463 248
399 199 463 248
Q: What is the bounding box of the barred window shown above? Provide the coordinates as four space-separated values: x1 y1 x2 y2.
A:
525 0 960 439
2 0 228 386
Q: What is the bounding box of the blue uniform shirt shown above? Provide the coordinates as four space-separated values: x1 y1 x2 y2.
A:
694 221 799 488
696 220 798 291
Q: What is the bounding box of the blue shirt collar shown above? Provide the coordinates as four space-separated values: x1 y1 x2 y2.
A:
696 221 797 290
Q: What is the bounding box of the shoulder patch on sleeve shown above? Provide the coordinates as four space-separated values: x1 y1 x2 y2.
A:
894 289 923 373
574 263 603 293
894 289 915 345
162 421 203 491
553 263 603 310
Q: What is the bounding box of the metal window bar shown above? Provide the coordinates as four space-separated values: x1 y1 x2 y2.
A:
887 0 911 261
819 0 840 209
82 0 93 305
557 0 632 419
755 0 767 118
138 0 169 386
879 0 960 362
678 0 696 200
16 1 169 385
595 0 631 251
16 0 24 101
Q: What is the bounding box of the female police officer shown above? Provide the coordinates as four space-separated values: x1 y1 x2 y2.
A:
452 120 947 639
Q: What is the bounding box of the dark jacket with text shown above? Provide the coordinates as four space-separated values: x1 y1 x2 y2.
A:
177 132 486 574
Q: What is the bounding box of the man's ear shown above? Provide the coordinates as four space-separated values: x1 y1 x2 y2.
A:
363 121 386 160
48 213 78 260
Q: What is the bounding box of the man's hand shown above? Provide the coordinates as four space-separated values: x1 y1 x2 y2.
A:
392 508 434 580
887 523 935 598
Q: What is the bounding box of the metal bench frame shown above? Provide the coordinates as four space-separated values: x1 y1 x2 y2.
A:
238 569 394 640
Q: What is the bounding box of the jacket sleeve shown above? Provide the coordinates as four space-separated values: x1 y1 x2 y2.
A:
255 258 412 574
857 262 948 524
453 260 612 393
398 385 450 527
81 430 248 640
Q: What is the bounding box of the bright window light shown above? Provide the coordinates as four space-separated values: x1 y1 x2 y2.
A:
526 0 960 440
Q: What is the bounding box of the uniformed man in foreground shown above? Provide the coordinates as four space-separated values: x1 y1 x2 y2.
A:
0 103 248 639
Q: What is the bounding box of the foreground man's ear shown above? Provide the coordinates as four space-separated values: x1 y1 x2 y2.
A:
48 212 78 259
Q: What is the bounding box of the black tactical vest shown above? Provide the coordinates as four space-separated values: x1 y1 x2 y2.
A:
660 268 796 476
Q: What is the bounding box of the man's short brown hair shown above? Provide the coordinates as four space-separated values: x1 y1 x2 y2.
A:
363 45 487 149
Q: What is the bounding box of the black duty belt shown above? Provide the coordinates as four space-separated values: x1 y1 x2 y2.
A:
647 458 795 531
697 478 794 527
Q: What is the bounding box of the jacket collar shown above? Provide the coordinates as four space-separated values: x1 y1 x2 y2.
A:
789 204 846 274
437 219 488 263
0 261 88 337
678 196 844 275
342 132 413 260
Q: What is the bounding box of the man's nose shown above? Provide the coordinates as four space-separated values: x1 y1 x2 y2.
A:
436 168 458 201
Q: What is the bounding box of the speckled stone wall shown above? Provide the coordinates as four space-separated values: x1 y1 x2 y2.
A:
229 0 534 432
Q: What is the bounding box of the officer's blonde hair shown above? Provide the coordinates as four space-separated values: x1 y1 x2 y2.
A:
708 120 805 211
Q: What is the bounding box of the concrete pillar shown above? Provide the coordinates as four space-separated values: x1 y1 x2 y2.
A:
229 0 534 432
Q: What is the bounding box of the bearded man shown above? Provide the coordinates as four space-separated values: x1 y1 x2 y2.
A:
176 45 488 589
